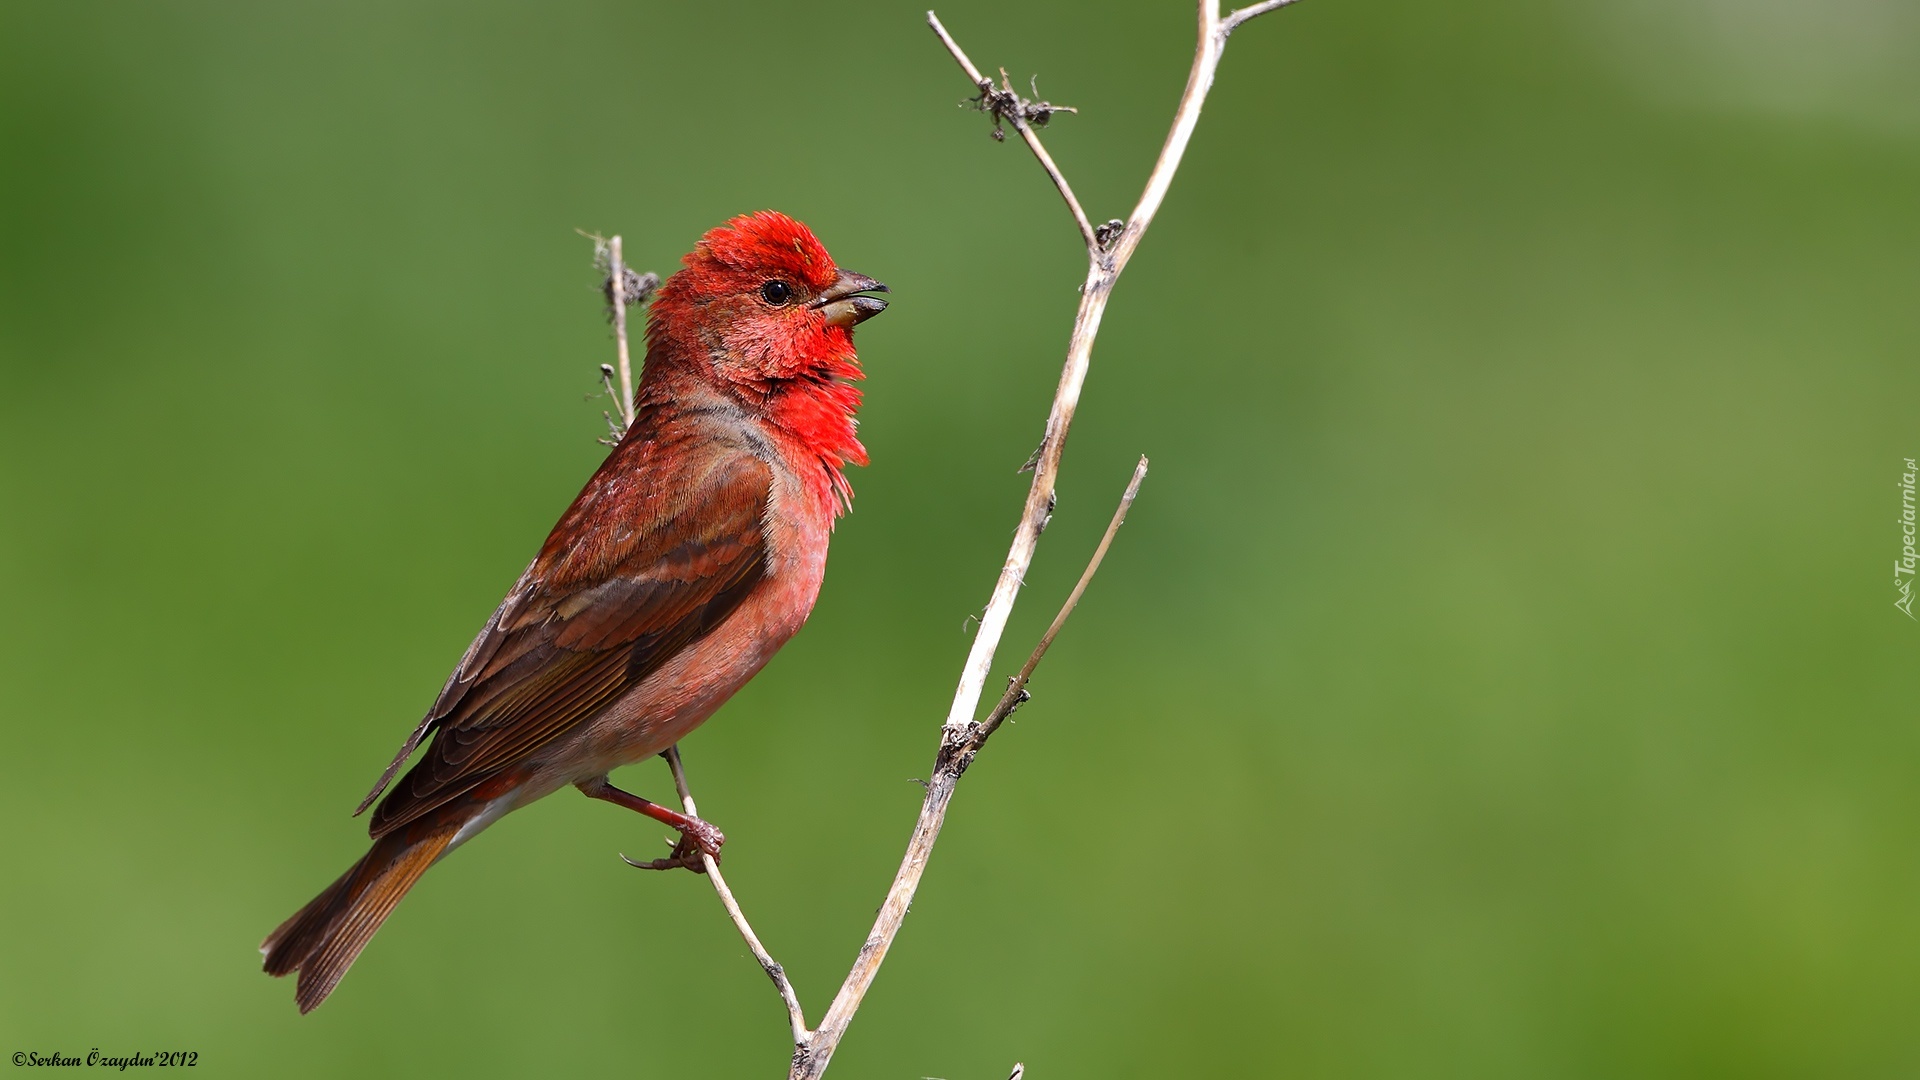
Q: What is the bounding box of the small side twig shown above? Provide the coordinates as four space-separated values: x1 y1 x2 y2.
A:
596 364 624 444
1221 0 1304 37
979 456 1147 740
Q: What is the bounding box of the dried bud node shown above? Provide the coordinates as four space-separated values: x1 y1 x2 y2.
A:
966 70 1078 142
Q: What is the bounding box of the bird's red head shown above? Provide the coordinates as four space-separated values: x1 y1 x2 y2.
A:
643 211 888 508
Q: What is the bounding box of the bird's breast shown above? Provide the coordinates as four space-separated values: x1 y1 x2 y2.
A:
530 456 836 785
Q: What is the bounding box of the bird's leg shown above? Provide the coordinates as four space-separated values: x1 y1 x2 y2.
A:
577 775 725 872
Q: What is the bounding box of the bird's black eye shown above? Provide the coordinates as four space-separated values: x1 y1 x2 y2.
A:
760 280 793 306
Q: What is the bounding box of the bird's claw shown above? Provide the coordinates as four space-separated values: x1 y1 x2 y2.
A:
619 817 724 874
619 849 704 873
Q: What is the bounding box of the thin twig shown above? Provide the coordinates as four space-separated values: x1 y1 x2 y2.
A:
979 455 1148 740
658 746 813 1048
788 6 1298 1076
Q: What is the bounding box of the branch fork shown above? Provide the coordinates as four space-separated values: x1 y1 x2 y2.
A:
589 4 1301 1075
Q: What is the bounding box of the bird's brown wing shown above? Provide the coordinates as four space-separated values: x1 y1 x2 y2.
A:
359 445 773 839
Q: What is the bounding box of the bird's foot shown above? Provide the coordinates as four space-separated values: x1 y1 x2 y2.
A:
581 775 724 874
620 816 724 874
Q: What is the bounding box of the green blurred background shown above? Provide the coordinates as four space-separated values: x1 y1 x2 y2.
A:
3 0 1917 1075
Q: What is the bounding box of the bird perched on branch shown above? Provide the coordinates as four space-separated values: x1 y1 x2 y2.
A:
262 211 889 1013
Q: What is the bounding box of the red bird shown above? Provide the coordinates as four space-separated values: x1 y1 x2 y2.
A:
262 211 887 1013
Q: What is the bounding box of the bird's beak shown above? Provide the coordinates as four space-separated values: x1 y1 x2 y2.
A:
811 270 889 328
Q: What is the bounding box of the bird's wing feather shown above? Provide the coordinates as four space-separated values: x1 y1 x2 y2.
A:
360 445 772 838
353 560 538 816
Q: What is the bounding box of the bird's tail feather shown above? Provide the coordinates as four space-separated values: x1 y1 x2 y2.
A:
261 815 463 1013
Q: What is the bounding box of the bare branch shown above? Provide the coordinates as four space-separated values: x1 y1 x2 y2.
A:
928 11 1099 255
788 4 1295 1075
932 0 1272 747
